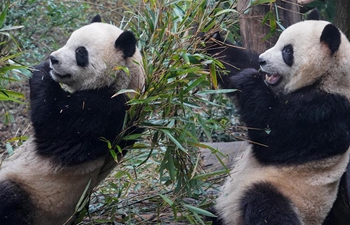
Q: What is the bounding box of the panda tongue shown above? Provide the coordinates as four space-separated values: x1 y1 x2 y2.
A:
265 74 280 85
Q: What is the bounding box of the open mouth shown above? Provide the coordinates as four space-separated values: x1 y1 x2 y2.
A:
265 73 281 85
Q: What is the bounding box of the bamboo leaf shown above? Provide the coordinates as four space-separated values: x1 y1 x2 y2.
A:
193 169 228 179
5 142 13 155
209 63 218 89
252 0 276 6
161 129 187 152
214 9 237 17
197 89 237 95
0 6 8 28
183 204 217 217
159 194 174 206
75 179 91 212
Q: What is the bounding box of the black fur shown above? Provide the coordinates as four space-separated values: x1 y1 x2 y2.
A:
205 32 259 89
50 55 59 65
322 164 350 225
30 61 132 166
0 180 34 225
306 8 320 20
205 27 350 224
240 182 301 225
205 207 224 225
282 44 293 67
115 31 137 58
227 68 350 165
91 14 102 23
320 24 341 55
75 46 89 67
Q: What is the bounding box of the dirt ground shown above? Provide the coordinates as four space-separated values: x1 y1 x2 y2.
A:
0 80 32 155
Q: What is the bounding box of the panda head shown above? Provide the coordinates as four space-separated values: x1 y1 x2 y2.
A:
49 18 145 92
259 20 350 94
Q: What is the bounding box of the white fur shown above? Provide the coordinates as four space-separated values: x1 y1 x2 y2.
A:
50 23 145 92
216 146 349 225
260 20 350 97
0 139 106 225
0 22 145 225
217 20 350 225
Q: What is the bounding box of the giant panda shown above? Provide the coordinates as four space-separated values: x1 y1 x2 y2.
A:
0 15 145 225
209 19 350 225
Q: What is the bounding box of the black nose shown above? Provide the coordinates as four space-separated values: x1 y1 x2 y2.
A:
258 57 266 66
50 56 59 65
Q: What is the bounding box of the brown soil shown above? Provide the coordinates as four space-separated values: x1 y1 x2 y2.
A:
0 80 32 156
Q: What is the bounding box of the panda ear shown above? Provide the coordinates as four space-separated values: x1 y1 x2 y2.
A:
91 15 102 23
115 31 137 58
211 32 222 41
306 8 320 20
320 24 341 55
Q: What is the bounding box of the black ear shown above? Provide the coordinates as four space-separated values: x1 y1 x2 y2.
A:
306 8 320 20
115 31 137 58
91 15 102 23
320 24 341 55
211 32 223 41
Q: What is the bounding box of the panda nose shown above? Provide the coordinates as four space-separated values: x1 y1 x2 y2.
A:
258 57 266 66
50 56 59 65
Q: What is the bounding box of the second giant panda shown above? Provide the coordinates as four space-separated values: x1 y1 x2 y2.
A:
0 15 145 225
211 19 350 225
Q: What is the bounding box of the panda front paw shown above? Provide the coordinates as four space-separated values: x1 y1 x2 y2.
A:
31 60 51 78
30 60 63 102
228 68 261 90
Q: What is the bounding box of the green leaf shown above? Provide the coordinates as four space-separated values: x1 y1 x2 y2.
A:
0 89 25 98
75 179 91 212
111 89 139 98
0 90 24 103
252 0 276 6
0 6 8 28
214 9 238 17
202 19 216 32
161 129 186 152
183 204 217 217
193 169 228 179
0 25 24 32
209 63 218 89
114 170 133 180
269 11 277 31
261 11 271 25
122 133 143 140
6 135 28 143
93 219 112 223
184 76 206 93
159 194 174 206
197 89 237 95
0 65 27 74
3 111 14 125
196 114 211 142
5 142 13 155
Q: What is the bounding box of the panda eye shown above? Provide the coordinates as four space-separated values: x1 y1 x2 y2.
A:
76 46 87 55
282 44 294 67
282 45 293 55
75 46 89 67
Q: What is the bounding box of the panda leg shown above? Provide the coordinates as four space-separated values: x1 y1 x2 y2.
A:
240 182 301 225
322 169 350 225
0 180 34 225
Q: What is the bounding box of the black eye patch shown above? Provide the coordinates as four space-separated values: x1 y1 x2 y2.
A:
282 44 294 67
76 46 89 67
